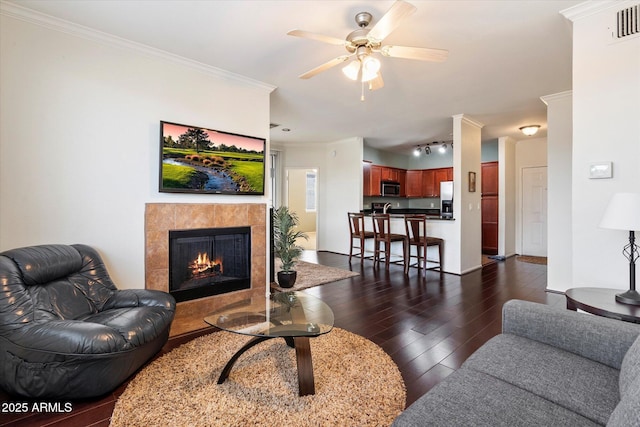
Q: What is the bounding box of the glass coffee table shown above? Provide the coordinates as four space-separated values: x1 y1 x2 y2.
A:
204 291 334 396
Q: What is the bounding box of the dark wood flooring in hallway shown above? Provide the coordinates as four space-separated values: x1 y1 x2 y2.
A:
1 252 564 427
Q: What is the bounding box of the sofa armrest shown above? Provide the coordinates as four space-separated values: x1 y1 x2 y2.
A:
502 299 640 369
102 289 176 313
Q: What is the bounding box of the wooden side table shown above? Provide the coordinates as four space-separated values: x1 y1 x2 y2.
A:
565 287 640 324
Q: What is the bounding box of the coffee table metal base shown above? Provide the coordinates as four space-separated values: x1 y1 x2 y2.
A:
217 335 315 396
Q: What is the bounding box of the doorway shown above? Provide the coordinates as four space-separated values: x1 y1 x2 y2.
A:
286 168 317 250
521 166 548 256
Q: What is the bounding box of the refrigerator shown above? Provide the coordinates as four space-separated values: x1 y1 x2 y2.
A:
440 181 453 218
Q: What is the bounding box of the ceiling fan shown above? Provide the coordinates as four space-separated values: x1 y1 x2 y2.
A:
287 0 448 93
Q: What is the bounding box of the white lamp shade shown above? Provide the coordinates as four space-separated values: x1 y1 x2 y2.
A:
599 193 640 231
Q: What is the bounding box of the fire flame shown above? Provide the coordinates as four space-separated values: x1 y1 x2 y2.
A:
189 252 223 276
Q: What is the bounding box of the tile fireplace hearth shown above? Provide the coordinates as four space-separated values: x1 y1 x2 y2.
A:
145 203 267 336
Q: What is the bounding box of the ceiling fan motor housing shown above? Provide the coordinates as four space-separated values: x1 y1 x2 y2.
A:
355 11 372 28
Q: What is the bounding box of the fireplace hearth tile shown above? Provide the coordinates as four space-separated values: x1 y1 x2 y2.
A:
145 203 267 337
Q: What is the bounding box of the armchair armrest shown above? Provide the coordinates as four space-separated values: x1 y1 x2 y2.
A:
102 289 176 312
8 320 128 354
502 299 640 369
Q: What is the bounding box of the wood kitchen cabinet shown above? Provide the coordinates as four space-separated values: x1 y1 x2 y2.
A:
422 169 436 197
381 167 401 182
424 167 453 197
398 169 407 196
481 161 499 254
405 167 453 198
363 163 382 196
405 170 423 197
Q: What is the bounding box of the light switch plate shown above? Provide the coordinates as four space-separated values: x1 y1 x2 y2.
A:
589 161 612 179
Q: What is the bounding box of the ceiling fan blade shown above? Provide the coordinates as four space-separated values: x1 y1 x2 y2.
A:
369 73 384 91
379 45 449 62
367 0 417 43
287 29 347 46
298 55 351 79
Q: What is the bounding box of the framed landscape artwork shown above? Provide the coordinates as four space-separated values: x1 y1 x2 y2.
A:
160 121 265 195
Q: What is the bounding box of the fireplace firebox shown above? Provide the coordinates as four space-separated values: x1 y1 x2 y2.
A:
168 227 251 302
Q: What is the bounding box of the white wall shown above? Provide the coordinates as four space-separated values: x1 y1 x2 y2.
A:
543 91 573 291
0 10 273 289
453 114 483 274
272 137 363 255
563 1 640 291
498 136 517 257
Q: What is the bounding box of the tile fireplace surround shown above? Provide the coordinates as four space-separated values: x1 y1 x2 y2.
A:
145 203 267 336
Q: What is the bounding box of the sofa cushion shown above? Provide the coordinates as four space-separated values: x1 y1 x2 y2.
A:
463 334 619 425
619 335 640 397
607 373 640 426
392 368 601 427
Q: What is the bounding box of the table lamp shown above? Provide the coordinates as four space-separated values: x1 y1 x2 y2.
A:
599 193 640 305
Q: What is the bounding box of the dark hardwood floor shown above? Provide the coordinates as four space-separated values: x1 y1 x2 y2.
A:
1 252 563 427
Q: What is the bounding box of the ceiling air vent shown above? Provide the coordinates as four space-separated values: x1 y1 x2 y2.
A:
616 4 639 39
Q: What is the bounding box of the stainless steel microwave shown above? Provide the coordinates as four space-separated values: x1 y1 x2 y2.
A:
381 181 400 197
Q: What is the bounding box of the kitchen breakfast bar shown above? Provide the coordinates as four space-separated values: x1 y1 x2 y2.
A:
359 210 456 274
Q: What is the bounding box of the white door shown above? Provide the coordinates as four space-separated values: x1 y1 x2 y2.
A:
522 167 547 256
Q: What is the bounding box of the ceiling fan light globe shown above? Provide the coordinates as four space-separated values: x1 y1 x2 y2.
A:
361 70 378 82
342 60 360 81
362 56 380 74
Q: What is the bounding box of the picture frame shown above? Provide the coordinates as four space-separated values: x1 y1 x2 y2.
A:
468 171 476 192
159 121 266 195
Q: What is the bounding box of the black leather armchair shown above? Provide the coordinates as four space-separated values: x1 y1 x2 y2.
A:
0 244 176 399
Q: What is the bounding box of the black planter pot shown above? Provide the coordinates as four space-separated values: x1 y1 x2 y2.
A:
277 270 297 288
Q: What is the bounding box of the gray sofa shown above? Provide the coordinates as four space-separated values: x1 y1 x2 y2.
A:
393 300 640 426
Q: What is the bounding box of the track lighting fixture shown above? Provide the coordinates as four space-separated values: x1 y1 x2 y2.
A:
413 141 452 156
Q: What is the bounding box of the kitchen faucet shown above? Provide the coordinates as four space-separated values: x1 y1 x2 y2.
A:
383 203 392 214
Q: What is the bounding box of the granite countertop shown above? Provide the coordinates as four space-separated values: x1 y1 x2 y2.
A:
360 209 455 220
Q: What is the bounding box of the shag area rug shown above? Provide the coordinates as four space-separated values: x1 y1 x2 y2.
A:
273 260 360 291
110 328 405 426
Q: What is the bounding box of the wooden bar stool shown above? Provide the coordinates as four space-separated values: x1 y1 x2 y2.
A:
404 214 444 274
348 212 375 264
371 213 407 270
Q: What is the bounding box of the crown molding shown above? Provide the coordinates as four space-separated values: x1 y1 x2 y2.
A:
561 0 629 21
452 114 485 129
0 1 276 93
540 90 573 105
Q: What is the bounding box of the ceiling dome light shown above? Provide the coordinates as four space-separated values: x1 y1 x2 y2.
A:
519 125 540 136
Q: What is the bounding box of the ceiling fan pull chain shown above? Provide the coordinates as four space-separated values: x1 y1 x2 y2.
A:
361 80 365 101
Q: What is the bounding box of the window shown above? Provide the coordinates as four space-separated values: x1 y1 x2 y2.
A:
305 170 317 212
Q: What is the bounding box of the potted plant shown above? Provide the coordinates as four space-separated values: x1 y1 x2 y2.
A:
272 206 308 288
